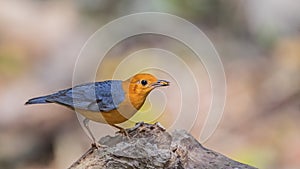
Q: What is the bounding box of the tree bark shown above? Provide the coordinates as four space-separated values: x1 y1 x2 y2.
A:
68 122 257 169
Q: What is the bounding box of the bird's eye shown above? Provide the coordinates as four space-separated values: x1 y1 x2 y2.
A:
141 80 148 86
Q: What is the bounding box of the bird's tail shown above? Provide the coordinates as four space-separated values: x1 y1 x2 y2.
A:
25 95 49 105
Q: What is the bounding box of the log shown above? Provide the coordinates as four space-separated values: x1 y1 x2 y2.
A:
68 122 257 169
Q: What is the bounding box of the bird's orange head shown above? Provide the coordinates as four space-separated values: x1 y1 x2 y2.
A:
126 73 169 96
121 73 169 111
122 73 169 110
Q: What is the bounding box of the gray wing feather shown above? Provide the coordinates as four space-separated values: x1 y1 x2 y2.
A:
46 80 125 112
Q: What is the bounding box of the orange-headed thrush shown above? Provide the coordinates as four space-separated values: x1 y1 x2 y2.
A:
25 73 169 146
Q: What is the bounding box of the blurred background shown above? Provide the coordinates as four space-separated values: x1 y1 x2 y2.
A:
1 0 300 169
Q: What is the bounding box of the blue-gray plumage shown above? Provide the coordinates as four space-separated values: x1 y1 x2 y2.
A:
26 80 125 112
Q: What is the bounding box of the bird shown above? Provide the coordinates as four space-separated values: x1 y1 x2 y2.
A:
25 73 169 147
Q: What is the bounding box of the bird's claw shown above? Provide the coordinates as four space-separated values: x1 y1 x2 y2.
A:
91 142 107 149
117 129 130 140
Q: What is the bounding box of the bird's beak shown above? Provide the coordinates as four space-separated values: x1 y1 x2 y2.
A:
151 80 170 87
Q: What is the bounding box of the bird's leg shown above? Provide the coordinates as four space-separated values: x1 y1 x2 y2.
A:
83 118 101 148
109 124 130 138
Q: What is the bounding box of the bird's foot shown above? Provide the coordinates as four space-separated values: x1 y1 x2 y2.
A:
117 129 130 140
91 142 107 149
109 124 130 139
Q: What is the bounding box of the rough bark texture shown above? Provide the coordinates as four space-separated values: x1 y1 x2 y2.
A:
68 122 257 169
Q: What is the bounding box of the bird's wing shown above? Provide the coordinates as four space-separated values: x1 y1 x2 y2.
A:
46 80 125 112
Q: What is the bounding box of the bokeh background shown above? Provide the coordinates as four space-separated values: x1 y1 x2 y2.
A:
1 0 300 169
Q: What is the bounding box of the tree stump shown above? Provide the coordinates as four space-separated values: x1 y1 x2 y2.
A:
68 122 257 169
